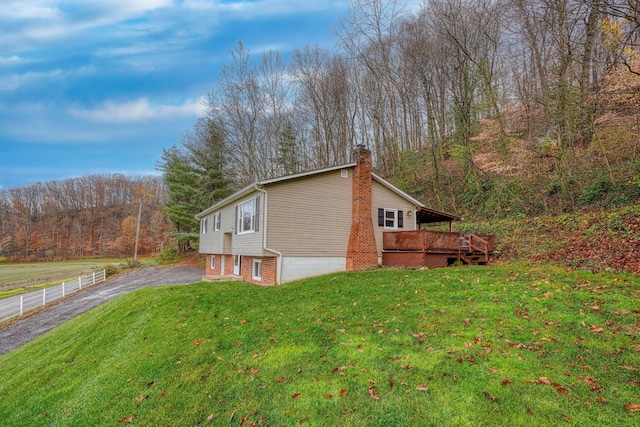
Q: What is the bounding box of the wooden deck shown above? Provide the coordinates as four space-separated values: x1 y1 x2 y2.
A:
382 230 495 268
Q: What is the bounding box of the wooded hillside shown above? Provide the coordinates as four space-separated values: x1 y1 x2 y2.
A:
0 175 170 260
172 0 640 220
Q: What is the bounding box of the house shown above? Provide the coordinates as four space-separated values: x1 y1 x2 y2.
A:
195 146 462 285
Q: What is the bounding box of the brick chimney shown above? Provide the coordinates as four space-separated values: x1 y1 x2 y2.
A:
346 145 378 271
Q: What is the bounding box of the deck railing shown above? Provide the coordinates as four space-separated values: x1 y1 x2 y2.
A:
467 234 489 262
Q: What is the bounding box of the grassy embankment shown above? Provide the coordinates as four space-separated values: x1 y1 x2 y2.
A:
0 258 157 299
0 264 638 426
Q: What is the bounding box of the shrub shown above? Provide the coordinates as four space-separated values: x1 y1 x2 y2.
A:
156 244 183 265
119 259 143 270
579 179 612 205
103 264 120 277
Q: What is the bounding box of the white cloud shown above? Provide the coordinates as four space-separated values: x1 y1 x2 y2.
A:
0 0 173 51
184 0 348 18
70 97 207 123
0 66 94 92
0 69 63 92
0 55 23 66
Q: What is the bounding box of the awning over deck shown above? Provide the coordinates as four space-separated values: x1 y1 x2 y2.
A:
415 206 462 225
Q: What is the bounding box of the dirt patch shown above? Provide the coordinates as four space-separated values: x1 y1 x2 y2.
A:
0 265 204 356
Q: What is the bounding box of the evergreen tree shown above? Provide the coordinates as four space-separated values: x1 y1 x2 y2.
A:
157 146 200 252
183 117 233 207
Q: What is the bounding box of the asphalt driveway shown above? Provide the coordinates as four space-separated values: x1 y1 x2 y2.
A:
0 265 204 356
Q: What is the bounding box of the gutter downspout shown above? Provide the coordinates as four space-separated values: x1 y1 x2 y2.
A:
253 184 283 285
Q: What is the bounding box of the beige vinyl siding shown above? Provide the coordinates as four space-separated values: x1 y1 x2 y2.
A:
231 192 264 256
199 193 263 256
266 169 353 257
199 212 218 253
371 180 417 255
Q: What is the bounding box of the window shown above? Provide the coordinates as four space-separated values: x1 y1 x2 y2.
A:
210 255 216 269
252 259 262 281
201 218 208 234
214 212 221 231
236 196 260 234
378 208 403 229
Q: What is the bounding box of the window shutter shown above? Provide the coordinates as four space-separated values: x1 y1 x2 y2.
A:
398 211 404 228
255 196 260 232
234 205 238 234
378 208 384 226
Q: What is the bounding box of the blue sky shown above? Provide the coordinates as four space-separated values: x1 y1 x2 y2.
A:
0 0 349 190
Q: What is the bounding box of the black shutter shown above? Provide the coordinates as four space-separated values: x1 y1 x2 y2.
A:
378 208 384 226
255 196 260 232
398 211 404 228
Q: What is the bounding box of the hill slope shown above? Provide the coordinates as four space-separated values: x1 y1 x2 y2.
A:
0 267 638 425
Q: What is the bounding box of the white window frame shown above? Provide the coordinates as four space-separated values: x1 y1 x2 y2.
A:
213 212 221 231
252 259 262 281
210 255 216 270
237 197 258 234
201 218 208 234
384 208 398 230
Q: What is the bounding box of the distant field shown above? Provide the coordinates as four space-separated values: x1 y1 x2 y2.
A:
0 258 125 297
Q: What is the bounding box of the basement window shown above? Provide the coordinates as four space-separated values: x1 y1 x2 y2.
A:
210 255 216 269
252 259 262 281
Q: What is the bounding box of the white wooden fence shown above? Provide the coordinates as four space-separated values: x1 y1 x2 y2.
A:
0 269 106 323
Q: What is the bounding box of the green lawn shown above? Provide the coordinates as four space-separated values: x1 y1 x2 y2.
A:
0 258 148 298
0 263 638 426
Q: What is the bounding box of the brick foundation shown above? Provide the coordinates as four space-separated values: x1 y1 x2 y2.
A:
205 255 222 276
346 146 378 271
240 256 277 286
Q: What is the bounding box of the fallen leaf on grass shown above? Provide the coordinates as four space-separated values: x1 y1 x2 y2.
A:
292 393 302 399
324 394 333 399
483 391 497 401
625 403 640 412
274 377 286 383
207 414 214 420
486 367 498 373
368 386 379 400
580 376 597 386
502 380 513 386
534 377 551 385
118 415 135 423
590 325 604 333
339 389 347 396
195 339 202 345
416 385 429 391
622 365 639 371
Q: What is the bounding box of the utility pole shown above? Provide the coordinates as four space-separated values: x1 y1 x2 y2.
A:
133 195 142 262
